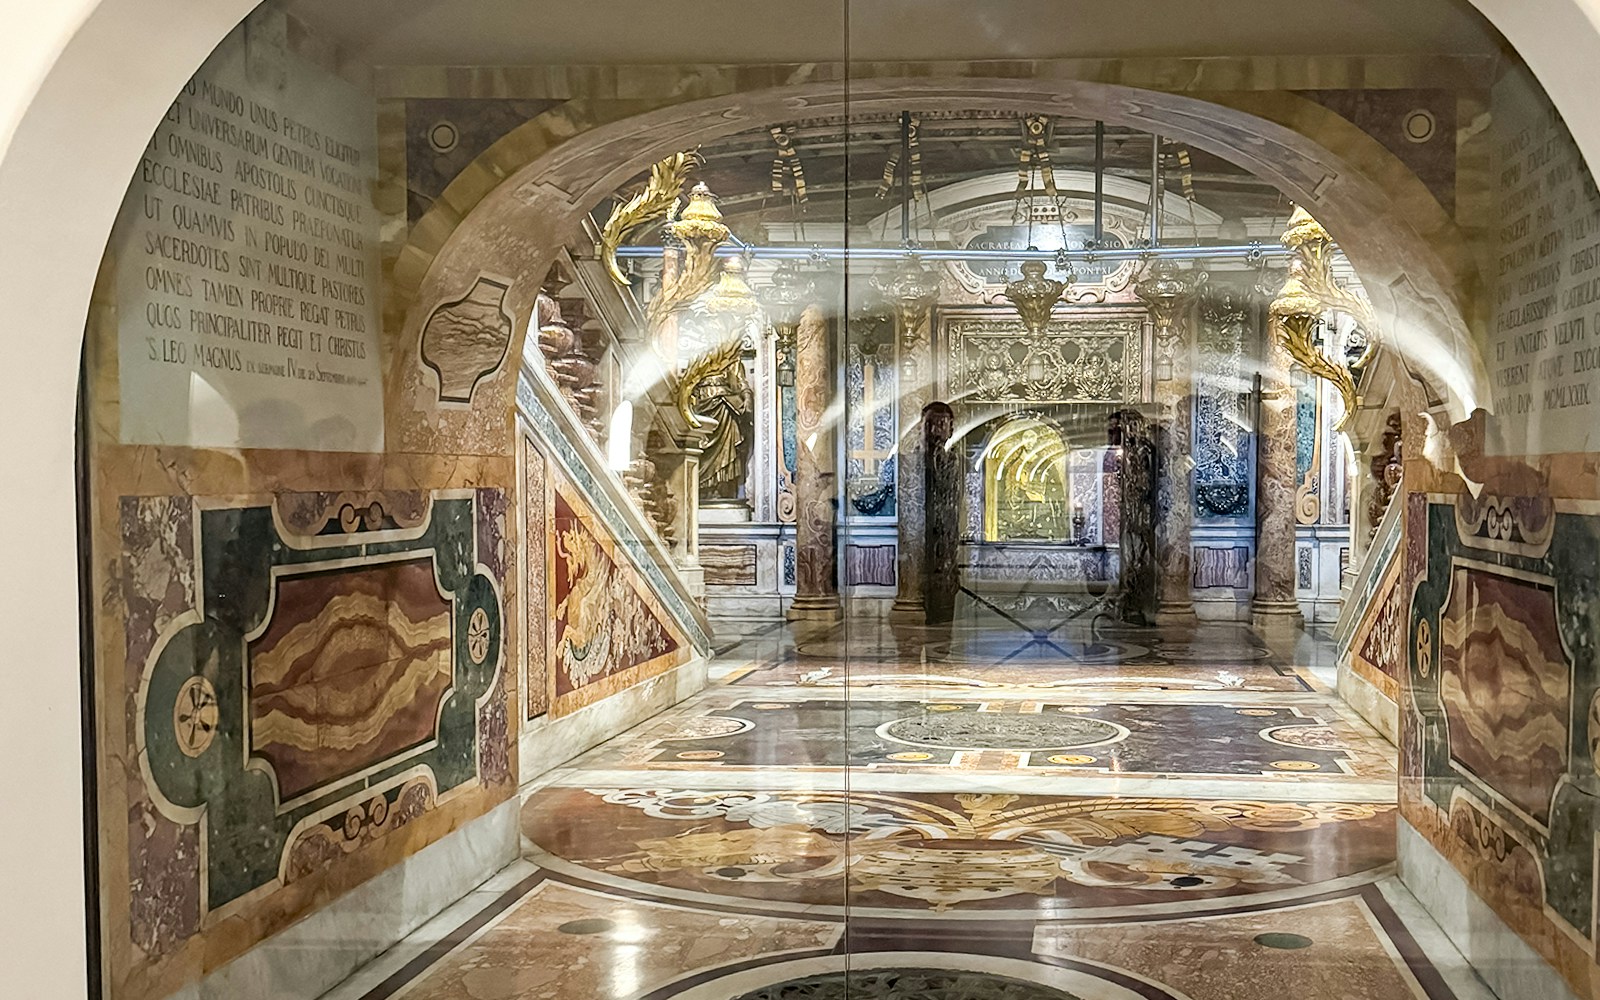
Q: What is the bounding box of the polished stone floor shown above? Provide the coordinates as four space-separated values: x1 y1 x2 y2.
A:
323 618 1496 1000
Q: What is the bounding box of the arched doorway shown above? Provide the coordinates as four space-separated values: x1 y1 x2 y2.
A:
5 3 1600 997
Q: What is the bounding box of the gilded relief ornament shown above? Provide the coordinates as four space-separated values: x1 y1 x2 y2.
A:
1271 207 1375 430
1004 259 1065 336
1135 258 1199 378
1272 258 1360 431
599 150 700 286
1282 206 1378 342
650 182 731 332
947 314 1142 404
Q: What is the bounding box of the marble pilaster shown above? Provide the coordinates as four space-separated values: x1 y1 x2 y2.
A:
1138 262 1199 624
1252 317 1307 630
880 261 940 621
1117 409 1160 625
786 303 842 621
656 437 705 603
1154 384 1197 623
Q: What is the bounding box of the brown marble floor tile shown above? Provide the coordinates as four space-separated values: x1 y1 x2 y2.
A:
524 788 1396 916
1035 889 1445 1000
336 614 1485 1000
375 879 839 1000
562 694 1397 781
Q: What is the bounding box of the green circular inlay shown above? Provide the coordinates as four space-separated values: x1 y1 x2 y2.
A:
1253 932 1314 950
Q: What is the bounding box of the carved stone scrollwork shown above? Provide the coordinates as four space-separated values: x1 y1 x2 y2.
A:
1366 411 1403 539
536 262 603 439
624 455 678 541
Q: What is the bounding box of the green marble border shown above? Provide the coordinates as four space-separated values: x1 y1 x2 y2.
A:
139 495 502 912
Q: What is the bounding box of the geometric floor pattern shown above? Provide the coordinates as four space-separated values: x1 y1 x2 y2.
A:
322 621 1498 1000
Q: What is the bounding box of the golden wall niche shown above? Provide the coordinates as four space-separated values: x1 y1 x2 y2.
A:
983 417 1073 541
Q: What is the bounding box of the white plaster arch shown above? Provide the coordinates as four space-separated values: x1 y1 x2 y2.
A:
1 2 1597 996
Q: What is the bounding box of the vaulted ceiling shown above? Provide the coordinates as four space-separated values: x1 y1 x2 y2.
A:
596 112 1291 247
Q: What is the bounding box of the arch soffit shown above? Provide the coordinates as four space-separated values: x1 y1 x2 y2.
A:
402 70 1466 283
402 76 1488 432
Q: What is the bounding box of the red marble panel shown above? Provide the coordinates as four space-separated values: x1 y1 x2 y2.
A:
247 559 453 801
1439 567 1569 827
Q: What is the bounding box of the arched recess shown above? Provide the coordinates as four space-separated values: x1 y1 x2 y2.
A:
975 414 1074 543
0 1 1597 996
395 76 1488 458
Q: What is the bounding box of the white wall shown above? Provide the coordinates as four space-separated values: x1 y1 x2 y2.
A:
0 3 257 995
2 1 1600 996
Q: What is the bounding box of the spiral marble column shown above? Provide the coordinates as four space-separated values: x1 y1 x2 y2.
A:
1252 316 1306 630
786 301 842 621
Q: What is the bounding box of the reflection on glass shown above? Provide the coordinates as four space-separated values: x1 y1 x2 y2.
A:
74 1 1600 998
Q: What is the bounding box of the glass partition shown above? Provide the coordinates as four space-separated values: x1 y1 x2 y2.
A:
78 1 1600 998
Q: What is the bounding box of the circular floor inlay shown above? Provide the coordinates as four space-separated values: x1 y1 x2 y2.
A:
557 918 614 935
1253 932 1314 950
1269 760 1320 771
1046 754 1097 765
1263 724 1346 751
731 969 1087 1000
662 716 754 740
881 711 1126 752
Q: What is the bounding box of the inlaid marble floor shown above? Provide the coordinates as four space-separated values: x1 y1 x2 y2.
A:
323 621 1497 1000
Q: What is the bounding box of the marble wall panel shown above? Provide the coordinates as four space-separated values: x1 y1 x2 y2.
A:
703 544 760 587
111 489 513 1000
1404 495 1600 995
846 544 897 587
1300 89 1458 209
404 97 563 224
547 466 691 718
1192 546 1250 590
245 559 454 801
523 438 549 719
1349 560 1404 702
420 275 516 405
1438 567 1569 827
